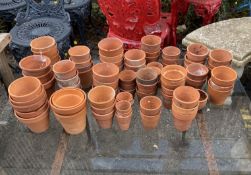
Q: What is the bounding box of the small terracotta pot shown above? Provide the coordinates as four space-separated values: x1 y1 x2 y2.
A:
162 46 181 60
173 86 200 109
186 63 209 81
93 77 118 90
161 85 174 96
172 102 198 121
160 77 185 90
186 76 206 89
56 73 80 87
91 102 115 114
136 89 156 100
124 62 146 72
140 96 161 116
209 49 232 66
100 58 123 67
53 60 77 80
119 69 136 84
92 110 114 129
147 62 163 71
30 36 56 52
208 78 233 91
161 65 187 82
186 43 209 62
145 56 159 63
79 68 93 90
162 58 179 65
140 111 161 130
173 117 193 132
207 81 232 105
198 89 208 110
145 50 160 58
115 100 132 115
14 105 50 133
88 85 116 108
141 35 161 52
184 54 205 65
8 76 42 102
99 51 123 63
211 66 237 87
116 111 132 131
116 92 134 105
15 102 48 119
69 56 92 68
136 80 157 94
136 67 158 85
119 82 136 90
98 37 124 57
124 49 146 66
92 63 119 83
161 70 186 84
68 45 90 63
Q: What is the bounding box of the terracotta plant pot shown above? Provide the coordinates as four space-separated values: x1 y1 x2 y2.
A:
136 67 158 85
208 78 233 91
119 69 136 84
184 54 205 65
100 56 123 67
98 37 124 57
145 50 160 57
173 86 200 109
99 52 123 63
124 49 146 66
8 76 42 102
161 65 187 81
68 45 90 63
173 117 193 132
161 85 174 96
115 100 132 115
172 102 198 121
92 110 114 129
116 92 134 105
186 43 209 62
116 111 132 131
79 68 93 89
198 89 208 110
136 80 157 94
119 82 136 91
91 102 115 114
186 76 206 89
30 36 56 52
56 73 80 87
93 77 118 90
14 105 50 133
124 62 146 72
162 58 179 65
92 63 119 83
140 96 162 116
140 111 161 130
74 60 93 73
186 63 209 81
162 46 181 60
161 70 186 88
136 89 155 100
69 56 92 68
33 68 54 84
145 56 159 63
53 60 77 80
120 88 136 97
88 85 116 108
15 102 48 119
147 61 163 71
209 49 232 66
141 35 161 52
211 66 237 87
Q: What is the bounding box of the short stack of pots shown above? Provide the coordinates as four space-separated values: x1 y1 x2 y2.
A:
53 60 81 88
119 69 136 95
50 88 87 134
208 49 232 70
161 46 181 66
172 86 200 132
116 91 134 105
160 65 187 109
141 35 161 63
68 45 93 89
8 76 50 133
19 55 55 97
147 61 163 85
136 67 158 100
98 37 124 71
88 86 116 129
208 66 237 105
184 43 209 67
185 63 209 89
30 36 60 65
124 49 146 71
92 63 119 91
115 100 132 131
140 96 162 130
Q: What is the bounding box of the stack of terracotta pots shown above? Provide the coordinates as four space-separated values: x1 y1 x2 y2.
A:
161 46 181 66
124 49 146 71
141 35 161 63
98 37 124 71
8 76 50 133
136 68 158 100
92 63 119 91
19 55 55 97
68 45 93 89
115 100 132 131
119 69 136 96
88 86 116 129
50 88 87 134
208 49 232 70
184 43 209 67
53 60 81 88
198 89 208 110
116 91 134 105
185 63 209 89
140 96 162 130
208 66 237 105
147 61 163 85
161 65 187 109
172 86 200 132
30 36 60 65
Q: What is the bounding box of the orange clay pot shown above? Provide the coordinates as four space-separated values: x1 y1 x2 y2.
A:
184 54 205 65
119 82 136 91
15 102 48 119
91 102 115 115
211 66 237 87
124 62 146 72
53 60 77 80
69 56 92 68
161 85 174 96
8 76 42 102
120 88 136 97
93 78 118 90
124 49 146 66
98 37 124 57
136 80 157 94
141 35 161 52
162 58 179 65
173 86 200 109
186 63 209 81
173 117 193 132
145 56 159 63
185 76 206 89
140 96 162 116
115 100 132 115
68 45 90 63
32 68 54 84
30 36 56 52
209 49 232 67
14 105 50 133
92 63 119 83
88 85 116 108
186 43 209 62
147 61 163 73
136 89 156 100
145 50 160 58
99 51 123 63
161 65 187 81
116 92 134 105
162 46 181 60
160 77 185 90
116 111 132 131
136 67 158 85
198 89 208 110
92 110 114 129
79 68 93 90
140 111 161 130
56 73 80 87
208 78 233 91
172 102 198 121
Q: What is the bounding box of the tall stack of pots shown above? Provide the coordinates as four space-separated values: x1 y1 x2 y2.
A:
68 45 93 90
30 36 60 65
8 76 50 133
119 70 136 96
115 100 132 131
161 46 181 66
124 49 146 71
141 35 161 63
208 49 232 70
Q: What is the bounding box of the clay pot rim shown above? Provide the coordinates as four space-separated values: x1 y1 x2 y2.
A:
209 49 233 63
19 55 51 73
15 102 48 119
43 74 55 89
91 101 115 110
140 96 162 112
8 76 42 100
119 70 136 82
162 70 186 82
136 67 158 83
116 91 133 100
34 68 53 79
211 66 237 84
187 43 209 57
115 100 131 112
99 51 123 59
124 49 146 62
208 78 233 91
147 62 163 69
198 89 208 103
173 86 200 106
55 71 78 83
145 49 160 55
69 56 92 65
172 101 199 112
124 62 146 69
92 63 119 79
68 45 90 57
136 80 158 87
30 36 56 51
116 111 132 118
88 85 116 105
92 110 114 119
140 111 161 118
53 60 76 76
161 65 187 80
207 79 232 93
98 37 123 52
53 107 86 119
141 35 161 47
162 46 181 57
184 54 205 64
186 75 206 83
100 57 123 65
186 63 209 77
93 77 118 86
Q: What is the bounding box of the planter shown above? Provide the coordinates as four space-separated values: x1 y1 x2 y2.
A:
186 63 209 81
91 102 115 114
141 35 161 52
145 56 159 63
173 86 200 109
33 68 54 84
162 58 179 65
116 92 134 105
92 63 119 83
30 36 56 52
140 96 162 116
116 111 132 131
98 37 123 57
124 49 146 66
211 66 237 87
209 49 232 66
198 89 208 110
136 89 156 100
15 102 48 119
186 76 206 89
208 78 233 91
162 46 181 60
172 102 198 121
161 85 174 96
147 62 163 71
79 68 93 90
186 43 209 62
56 73 80 87
136 67 158 85
69 56 92 68
136 80 157 94
145 50 160 58
92 110 114 129
160 77 185 90
93 77 118 90
173 117 193 132
115 100 132 115
120 88 136 97
68 45 90 63
119 82 136 91
99 52 123 63
161 65 187 81
140 111 161 130
124 62 146 72
184 54 205 65
100 58 123 67
53 60 77 80
119 69 137 83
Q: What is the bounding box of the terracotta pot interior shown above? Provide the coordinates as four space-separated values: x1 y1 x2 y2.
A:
163 70 184 80
162 46 180 56
69 46 90 56
210 49 232 62
89 86 115 103
93 63 119 77
137 68 157 81
20 55 50 70
212 67 236 81
141 97 161 110
53 60 75 74
125 49 145 61
198 90 207 101
188 44 208 55
187 63 208 76
174 87 199 103
116 101 131 111
116 92 132 101
31 36 55 49
141 35 161 46
99 38 123 51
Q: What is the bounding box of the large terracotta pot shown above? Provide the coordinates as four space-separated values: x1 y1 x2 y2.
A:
209 49 232 67
211 66 237 87
124 49 146 66
92 62 119 83
53 60 77 80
